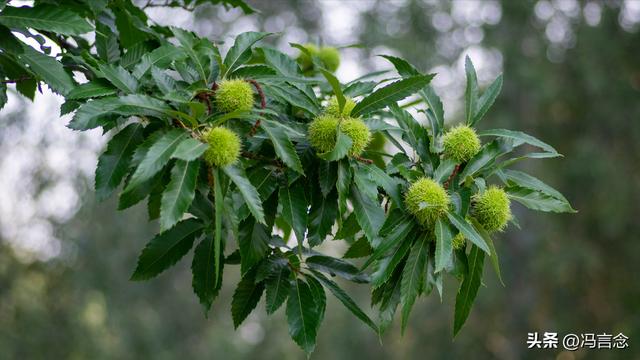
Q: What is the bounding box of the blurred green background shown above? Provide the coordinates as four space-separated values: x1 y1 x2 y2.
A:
1 0 639 359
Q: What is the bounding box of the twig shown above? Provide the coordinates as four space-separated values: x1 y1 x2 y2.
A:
1 75 32 84
355 156 373 164
444 164 461 190
246 79 266 136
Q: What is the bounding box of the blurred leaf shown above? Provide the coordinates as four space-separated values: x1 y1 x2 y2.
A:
131 218 203 280
453 244 485 336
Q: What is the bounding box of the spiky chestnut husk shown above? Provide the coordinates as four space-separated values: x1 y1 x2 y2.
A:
318 46 340 72
308 115 371 156
452 233 466 250
296 43 319 71
442 125 481 163
325 96 356 117
473 186 512 232
203 127 241 167
215 79 254 113
404 178 450 226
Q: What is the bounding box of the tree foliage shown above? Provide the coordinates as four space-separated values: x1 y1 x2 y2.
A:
0 0 574 355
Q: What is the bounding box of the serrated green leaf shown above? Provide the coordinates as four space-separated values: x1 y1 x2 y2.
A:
310 270 378 332
16 43 74 95
95 19 120 63
125 129 189 191
265 265 291 314
231 269 265 328
433 158 457 184
471 74 502 126
464 56 478 125
434 217 454 273
501 169 570 204
389 104 432 165
0 5 92 35
362 215 414 270
306 255 368 283
212 168 224 287
318 130 352 161
98 63 138 93
278 181 307 244
307 190 338 246
133 45 185 78
336 160 351 216
343 236 372 259
400 232 429 333
261 47 301 76
379 54 420 77
131 218 203 280
172 138 208 161
238 218 270 274
306 276 326 333
453 244 485 336
95 123 144 201
223 165 266 224
261 120 304 174
66 81 116 100
223 31 271 76
160 160 199 231
477 128 558 155
470 218 504 286
321 69 346 114
192 234 224 314
421 86 444 135
351 184 385 244
457 139 514 184
351 74 434 117
286 279 320 355
318 162 337 198
446 211 489 254
506 186 576 213
371 235 412 288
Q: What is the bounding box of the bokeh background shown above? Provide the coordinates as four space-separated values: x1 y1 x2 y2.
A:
1 0 639 359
